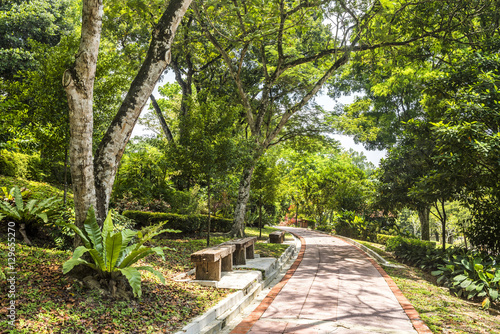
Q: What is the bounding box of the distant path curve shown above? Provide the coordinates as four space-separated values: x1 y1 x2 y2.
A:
231 227 432 334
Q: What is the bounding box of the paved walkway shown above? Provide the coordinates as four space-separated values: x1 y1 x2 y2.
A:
231 227 430 334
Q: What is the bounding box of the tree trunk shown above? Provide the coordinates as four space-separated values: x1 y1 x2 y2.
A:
230 164 255 237
150 94 174 142
295 202 299 227
63 0 103 239
440 200 447 251
63 146 68 206
206 178 211 247
258 195 262 239
417 206 430 241
93 0 192 224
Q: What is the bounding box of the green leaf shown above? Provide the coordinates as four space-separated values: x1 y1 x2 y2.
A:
63 246 92 274
25 199 37 212
453 274 467 282
62 257 94 274
87 249 106 271
118 247 154 269
83 207 103 252
465 282 477 292
460 279 473 289
102 209 114 242
121 229 138 248
104 232 123 272
431 270 443 276
56 222 91 249
37 212 48 223
489 288 499 301
13 186 23 212
119 267 142 298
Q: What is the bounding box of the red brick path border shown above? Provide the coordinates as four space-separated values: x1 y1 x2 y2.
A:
230 230 433 334
339 237 433 334
229 232 307 334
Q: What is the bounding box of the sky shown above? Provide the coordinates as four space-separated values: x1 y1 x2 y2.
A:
131 71 387 166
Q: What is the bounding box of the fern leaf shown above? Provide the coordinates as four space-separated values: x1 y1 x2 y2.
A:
87 249 106 271
119 267 143 298
101 209 114 242
118 247 154 269
84 207 103 252
37 212 48 223
62 246 92 274
105 232 122 272
26 199 37 213
13 186 23 212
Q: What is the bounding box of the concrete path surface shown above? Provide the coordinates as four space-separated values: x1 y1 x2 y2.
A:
230 227 430 334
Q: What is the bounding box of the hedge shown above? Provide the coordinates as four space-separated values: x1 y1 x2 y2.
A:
122 210 233 234
376 233 393 245
0 149 69 184
0 149 29 178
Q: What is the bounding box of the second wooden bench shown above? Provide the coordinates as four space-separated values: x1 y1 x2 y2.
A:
221 237 257 265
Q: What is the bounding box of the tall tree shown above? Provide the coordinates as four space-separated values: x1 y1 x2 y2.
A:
0 0 76 80
189 0 490 237
64 0 192 240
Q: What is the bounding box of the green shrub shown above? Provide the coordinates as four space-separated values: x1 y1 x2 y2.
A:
0 186 61 245
335 211 378 241
316 224 334 233
431 250 500 309
376 233 394 245
59 207 178 298
122 210 232 234
0 149 29 178
386 236 437 267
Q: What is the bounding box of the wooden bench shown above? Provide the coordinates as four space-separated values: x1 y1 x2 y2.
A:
190 244 236 281
222 237 257 265
269 230 285 244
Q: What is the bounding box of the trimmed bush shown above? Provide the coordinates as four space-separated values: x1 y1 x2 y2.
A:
0 149 29 178
386 236 438 267
376 233 394 245
122 210 232 234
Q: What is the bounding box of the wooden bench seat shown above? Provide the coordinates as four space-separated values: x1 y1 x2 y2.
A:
190 244 235 281
222 237 257 265
270 230 285 244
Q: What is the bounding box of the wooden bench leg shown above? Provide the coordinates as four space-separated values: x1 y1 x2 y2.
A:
233 249 246 265
221 254 233 272
195 260 222 281
246 244 255 259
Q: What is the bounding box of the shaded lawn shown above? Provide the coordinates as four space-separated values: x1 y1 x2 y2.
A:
0 226 292 333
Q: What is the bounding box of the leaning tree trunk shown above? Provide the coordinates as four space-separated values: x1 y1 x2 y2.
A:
93 0 192 224
63 0 102 241
230 164 255 237
417 206 430 241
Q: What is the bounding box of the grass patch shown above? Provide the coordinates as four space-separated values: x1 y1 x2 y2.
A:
385 265 500 333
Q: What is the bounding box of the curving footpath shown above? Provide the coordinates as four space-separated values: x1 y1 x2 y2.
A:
230 227 432 334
